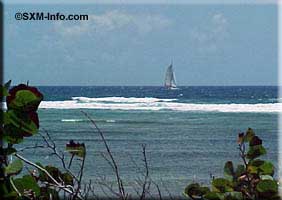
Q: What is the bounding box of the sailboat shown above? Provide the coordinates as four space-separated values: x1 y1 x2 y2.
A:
164 61 178 90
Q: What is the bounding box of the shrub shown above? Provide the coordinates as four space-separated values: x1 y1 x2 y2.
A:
183 128 280 200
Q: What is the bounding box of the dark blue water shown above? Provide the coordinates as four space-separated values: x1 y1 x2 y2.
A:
18 86 279 197
38 86 278 104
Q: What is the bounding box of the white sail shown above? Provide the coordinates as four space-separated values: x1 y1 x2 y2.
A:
164 64 177 88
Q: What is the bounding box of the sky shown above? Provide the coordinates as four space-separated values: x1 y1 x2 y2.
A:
4 3 278 86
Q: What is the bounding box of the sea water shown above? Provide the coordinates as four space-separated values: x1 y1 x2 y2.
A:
17 86 280 197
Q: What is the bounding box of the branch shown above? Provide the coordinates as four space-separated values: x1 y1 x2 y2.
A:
14 153 82 199
238 143 253 198
81 111 127 200
39 130 79 183
140 144 150 200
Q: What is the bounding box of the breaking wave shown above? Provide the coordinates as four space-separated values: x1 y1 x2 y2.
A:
37 97 282 113
61 119 84 122
71 96 177 103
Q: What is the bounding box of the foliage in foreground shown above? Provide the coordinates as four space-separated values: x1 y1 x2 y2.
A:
0 82 155 200
184 128 280 200
1 81 86 199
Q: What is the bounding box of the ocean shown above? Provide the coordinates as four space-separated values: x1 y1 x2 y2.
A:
18 86 280 197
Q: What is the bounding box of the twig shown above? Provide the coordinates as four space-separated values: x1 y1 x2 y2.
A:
73 151 86 199
238 143 253 198
9 177 21 197
81 110 127 200
140 144 150 200
39 130 79 183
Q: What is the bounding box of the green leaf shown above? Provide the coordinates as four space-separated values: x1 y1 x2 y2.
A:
235 164 245 178
0 182 9 196
259 161 275 176
224 161 235 181
1 86 9 97
2 191 19 200
3 125 24 144
183 183 210 199
66 140 86 158
256 179 278 198
212 178 234 193
223 192 243 200
13 175 40 197
8 89 42 111
244 128 255 142
204 192 224 200
248 159 274 176
0 80 11 98
62 172 73 185
38 165 63 184
260 175 274 180
5 159 23 176
246 145 266 160
5 110 38 136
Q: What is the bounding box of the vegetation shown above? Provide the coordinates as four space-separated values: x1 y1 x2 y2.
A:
0 82 280 199
0 81 159 199
183 128 280 200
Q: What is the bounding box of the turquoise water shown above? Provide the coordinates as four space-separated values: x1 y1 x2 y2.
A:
17 86 279 197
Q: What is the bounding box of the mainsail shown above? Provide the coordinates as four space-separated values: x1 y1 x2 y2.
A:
164 63 177 88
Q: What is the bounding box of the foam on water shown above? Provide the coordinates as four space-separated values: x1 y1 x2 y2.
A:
35 97 282 113
72 96 177 103
61 119 84 122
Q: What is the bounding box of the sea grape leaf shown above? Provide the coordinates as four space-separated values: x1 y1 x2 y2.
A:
246 144 266 160
62 172 73 185
259 161 275 176
223 192 243 200
5 159 23 176
260 175 274 181
38 165 62 183
183 183 210 199
204 192 224 200
5 110 38 136
7 84 43 112
13 175 40 197
1 86 9 97
2 191 18 200
0 182 9 196
224 161 235 181
3 125 24 144
235 164 245 178
212 178 234 193
0 80 11 98
244 128 255 142
248 159 274 176
66 140 86 158
256 179 278 198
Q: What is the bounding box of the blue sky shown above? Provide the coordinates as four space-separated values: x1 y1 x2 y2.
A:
4 4 278 86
